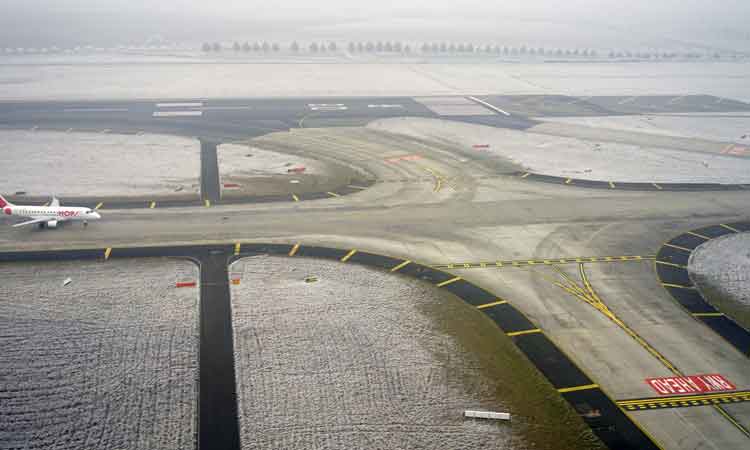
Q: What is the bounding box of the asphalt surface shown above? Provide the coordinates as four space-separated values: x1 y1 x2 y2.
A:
3 94 750 450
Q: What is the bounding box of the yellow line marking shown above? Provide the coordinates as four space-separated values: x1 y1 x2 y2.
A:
558 384 599 394
94 202 103 210
507 328 542 337
618 392 750 405
565 178 573 185
234 243 241 256
477 300 508 309
291 194 300 202
204 199 211 207
149 201 156 209
104 248 112 260
436 276 462 287
655 260 687 269
390 260 411 272
288 243 300 256
664 243 693 252
692 312 724 317
340 249 357 262
661 283 695 290
326 191 340 197
521 172 531 178
720 223 741 233
686 231 710 240
609 181 616 189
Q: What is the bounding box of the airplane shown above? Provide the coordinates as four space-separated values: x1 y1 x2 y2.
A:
0 194 101 229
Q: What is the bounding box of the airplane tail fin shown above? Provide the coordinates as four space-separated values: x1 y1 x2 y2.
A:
0 195 13 208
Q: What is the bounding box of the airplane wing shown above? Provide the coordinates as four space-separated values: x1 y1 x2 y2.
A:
49 197 60 208
12 217 50 228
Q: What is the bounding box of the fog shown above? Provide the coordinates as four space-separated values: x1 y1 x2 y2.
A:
1 0 749 50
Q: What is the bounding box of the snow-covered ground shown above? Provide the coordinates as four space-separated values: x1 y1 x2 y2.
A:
2 62 750 101
370 117 750 183
229 256 598 450
218 143 325 178
0 130 200 197
689 232 750 330
0 258 199 450
538 115 750 145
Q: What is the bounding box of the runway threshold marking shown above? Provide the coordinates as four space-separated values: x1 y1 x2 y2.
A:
507 328 541 337
104 248 112 261
558 384 600 394
291 194 300 202
390 260 411 272
340 249 357 262
720 224 741 233
436 276 462 287
94 202 103 210
476 300 508 309
288 243 300 256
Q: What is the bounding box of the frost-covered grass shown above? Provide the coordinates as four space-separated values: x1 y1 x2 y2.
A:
0 258 199 450
0 130 200 197
230 256 601 450
370 117 750 184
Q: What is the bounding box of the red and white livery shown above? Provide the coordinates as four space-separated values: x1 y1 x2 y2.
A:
0 195 101 229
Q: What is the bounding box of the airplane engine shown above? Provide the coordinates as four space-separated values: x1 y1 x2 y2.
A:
46 220 58 229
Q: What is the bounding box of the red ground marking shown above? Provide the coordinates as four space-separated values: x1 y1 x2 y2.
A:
646 374 736 396
385 154 422 163
175 281 197 288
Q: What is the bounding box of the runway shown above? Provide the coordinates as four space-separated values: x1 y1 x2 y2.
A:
2 94 750 450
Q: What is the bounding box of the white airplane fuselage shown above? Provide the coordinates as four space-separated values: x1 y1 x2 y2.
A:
1 195 101 229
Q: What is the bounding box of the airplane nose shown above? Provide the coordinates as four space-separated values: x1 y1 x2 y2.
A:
93 212 101 219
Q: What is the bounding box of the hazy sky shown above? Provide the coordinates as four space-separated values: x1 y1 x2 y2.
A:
1 0 749 48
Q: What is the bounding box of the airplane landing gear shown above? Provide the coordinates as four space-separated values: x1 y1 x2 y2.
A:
83 221 88 228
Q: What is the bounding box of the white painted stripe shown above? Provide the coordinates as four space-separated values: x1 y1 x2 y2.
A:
200 106 254 111
466 96 510 116
368 104 404 108
152 111 203 118
63 108 129 113
156 102 203 108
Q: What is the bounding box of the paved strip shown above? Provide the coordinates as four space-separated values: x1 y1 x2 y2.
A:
198 249 241 450
200 140 221 204
618 391 750 411
431 255 653 269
